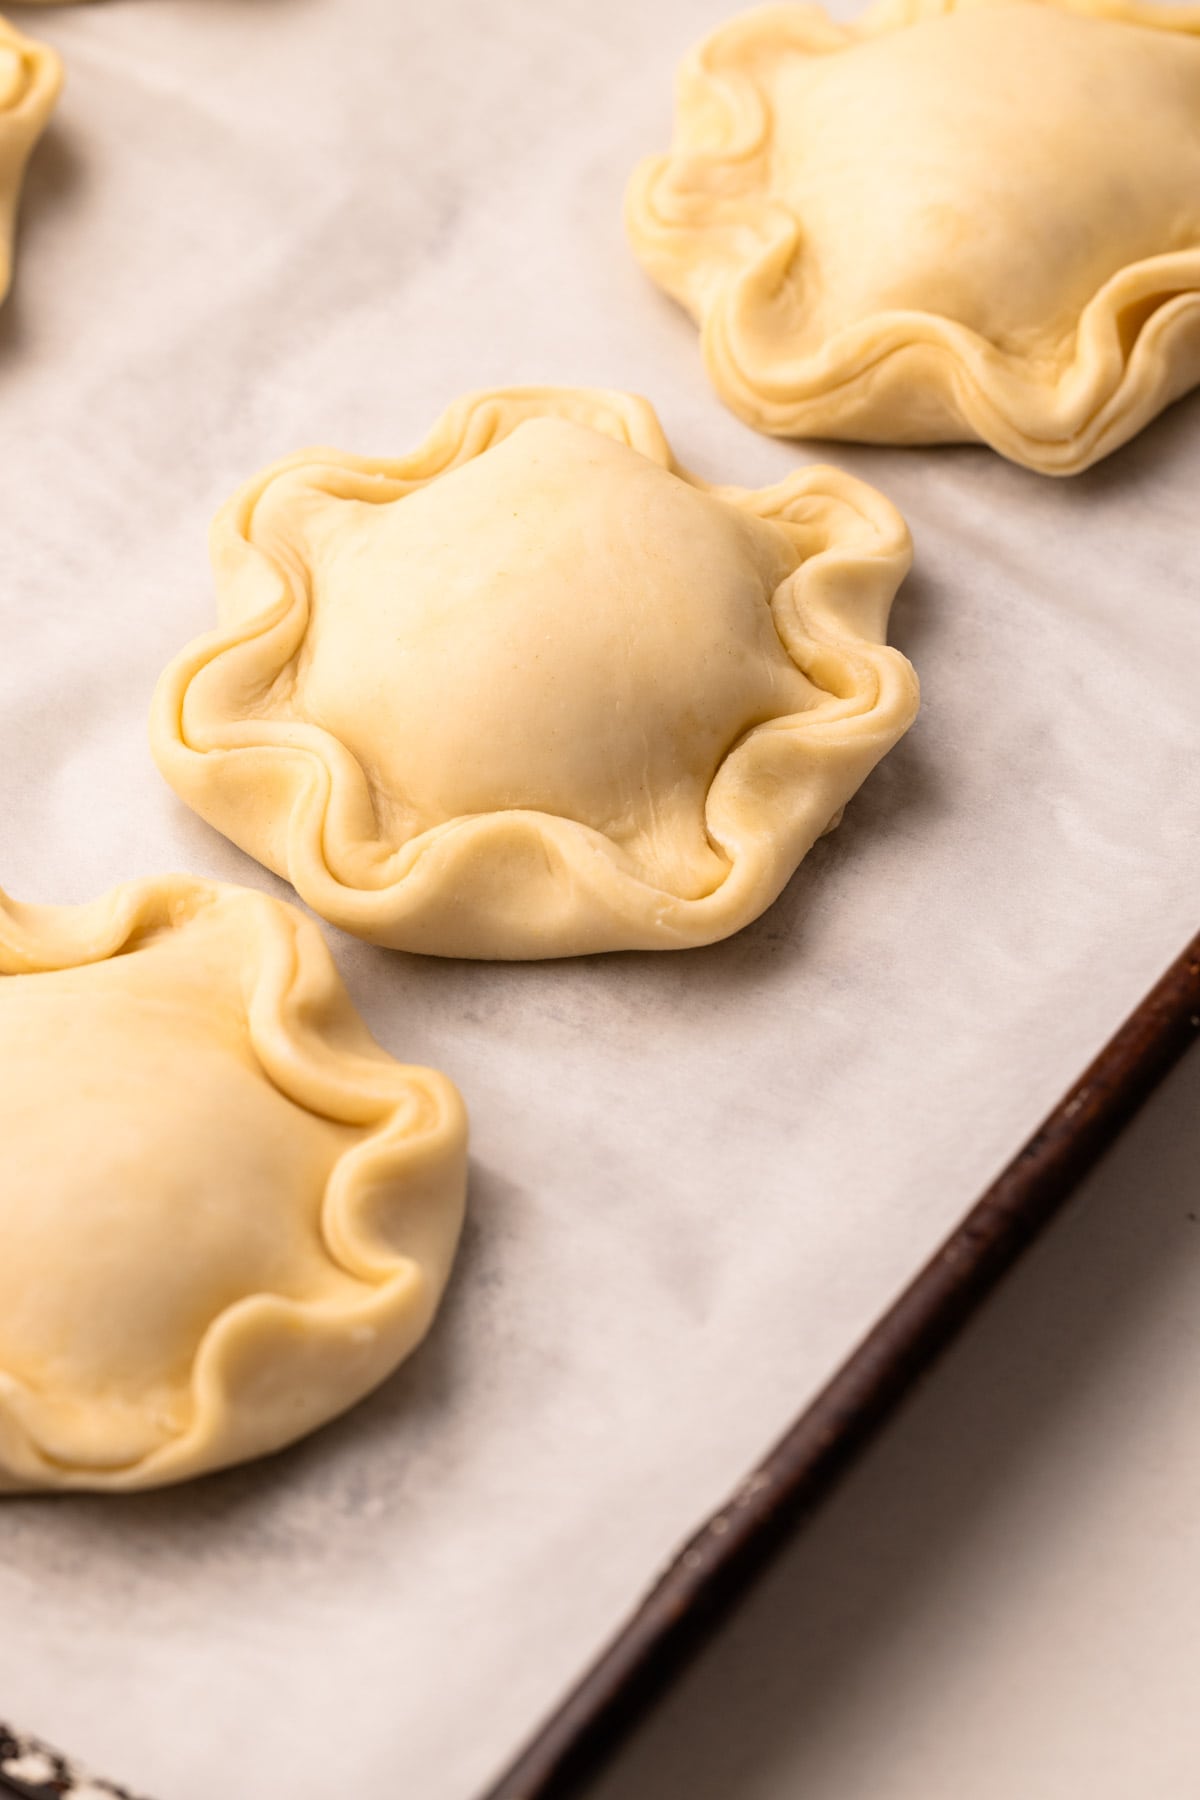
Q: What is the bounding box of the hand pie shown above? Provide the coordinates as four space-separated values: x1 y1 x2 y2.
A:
0 876 467 1492
151 388 918 960
0 15 61 304
626 0 1200 474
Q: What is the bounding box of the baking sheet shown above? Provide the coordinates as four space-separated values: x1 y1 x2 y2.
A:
587 1043 1200 1800
0 2 1197 1798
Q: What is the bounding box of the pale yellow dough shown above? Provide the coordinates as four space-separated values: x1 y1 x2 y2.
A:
0 15 60 304
151 388 918 960
0 876 467 1492
627 0 1200 474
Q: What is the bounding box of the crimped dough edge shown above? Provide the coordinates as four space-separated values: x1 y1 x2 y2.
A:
625 0 1200 475
0 14 62 303
150 386 919 959
0 874 468 1492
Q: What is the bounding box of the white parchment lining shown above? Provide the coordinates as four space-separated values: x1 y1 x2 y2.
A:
0 2 1196 1796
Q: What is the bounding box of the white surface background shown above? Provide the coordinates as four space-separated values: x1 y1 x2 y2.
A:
595 1038 1200 1800
0 2 1196 1798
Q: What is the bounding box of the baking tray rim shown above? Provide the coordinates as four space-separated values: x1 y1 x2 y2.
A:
480 925 1200 1800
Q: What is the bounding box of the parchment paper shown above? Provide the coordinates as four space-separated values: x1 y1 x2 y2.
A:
0 2 1196 1797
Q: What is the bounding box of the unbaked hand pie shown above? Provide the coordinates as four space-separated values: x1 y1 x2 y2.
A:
0 876 467 1492
0 15 61 305
626 0 1200 474
151 387 918 959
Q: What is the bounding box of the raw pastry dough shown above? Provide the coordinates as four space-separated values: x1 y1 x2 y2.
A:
626 0 1200 474
0 16 61 304
151 388 918 959
0 875 467 1492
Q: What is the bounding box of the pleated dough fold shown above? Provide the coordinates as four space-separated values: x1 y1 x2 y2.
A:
151 388 918 958
0 14 61 303
627 0 1200 473
0 876 467 1492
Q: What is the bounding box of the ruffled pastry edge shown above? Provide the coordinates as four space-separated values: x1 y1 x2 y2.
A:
625 0 1200 475
150 386 919 959
0 875 468 1491
0 15 62 303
